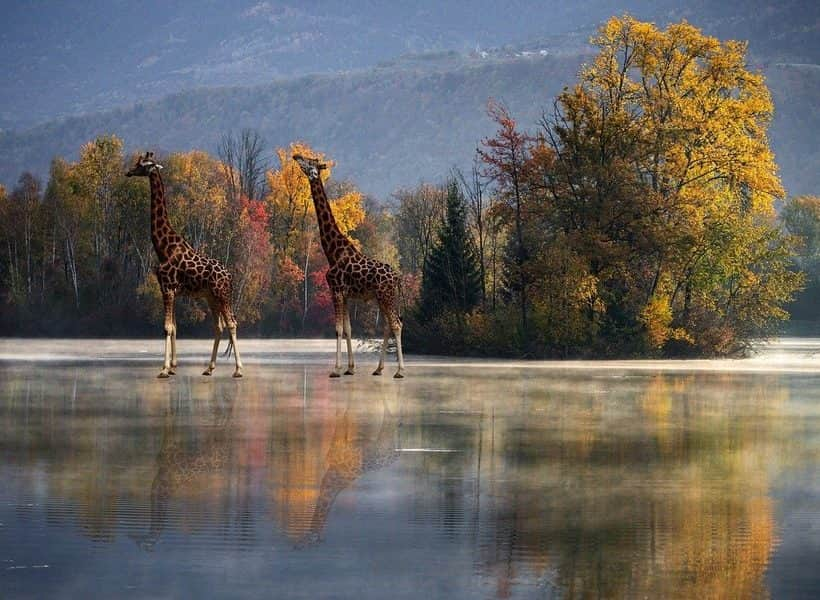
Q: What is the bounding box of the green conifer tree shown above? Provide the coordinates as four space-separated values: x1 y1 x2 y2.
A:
418 180 482 320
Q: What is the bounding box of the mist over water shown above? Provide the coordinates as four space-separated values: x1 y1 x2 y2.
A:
1 339 818 598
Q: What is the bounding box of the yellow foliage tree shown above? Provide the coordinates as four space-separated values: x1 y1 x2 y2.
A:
525 16 803 355
265 142 365 247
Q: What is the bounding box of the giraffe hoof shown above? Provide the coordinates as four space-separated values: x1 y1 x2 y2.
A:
344 369 355 376
202 370 213 376
329 372 341 378
168 369 176 376
393 372 405 379
157 371 170 379
372 370 383 376
232 371 243 378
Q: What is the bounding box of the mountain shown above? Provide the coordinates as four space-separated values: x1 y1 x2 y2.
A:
0 51 585 197
1 1 816 129
0 1 816 198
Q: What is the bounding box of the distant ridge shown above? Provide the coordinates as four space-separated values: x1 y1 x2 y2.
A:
1 48 817 199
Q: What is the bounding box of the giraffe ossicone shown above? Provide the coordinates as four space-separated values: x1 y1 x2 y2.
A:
126 151 244 378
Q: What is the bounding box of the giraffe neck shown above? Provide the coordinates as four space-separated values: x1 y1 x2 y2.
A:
308 177 358 265
149 170 182 261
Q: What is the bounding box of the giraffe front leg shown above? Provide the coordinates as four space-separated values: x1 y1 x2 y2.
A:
330 293 345 378
169 309 178 375
343 303 355 375
158 291 176 379
373 321 390 376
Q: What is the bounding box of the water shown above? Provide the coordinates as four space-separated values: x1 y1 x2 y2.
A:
1 339 818 599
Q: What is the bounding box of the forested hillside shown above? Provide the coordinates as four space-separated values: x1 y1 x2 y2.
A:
2 1 815 130
0 51 817 199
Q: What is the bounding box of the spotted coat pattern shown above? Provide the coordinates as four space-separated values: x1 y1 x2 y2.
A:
293 154 405 377
126 152 243 377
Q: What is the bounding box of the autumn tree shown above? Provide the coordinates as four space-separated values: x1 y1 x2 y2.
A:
520 16 803 355
264 142 366 334
479 100 534 337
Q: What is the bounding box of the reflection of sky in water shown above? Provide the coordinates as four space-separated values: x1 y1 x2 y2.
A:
1 339 818 598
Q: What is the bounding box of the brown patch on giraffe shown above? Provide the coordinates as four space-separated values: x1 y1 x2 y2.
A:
127 154 244 378
293 153 406 377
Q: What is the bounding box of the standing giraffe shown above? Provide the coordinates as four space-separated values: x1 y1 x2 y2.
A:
126 152 243 378
293 154 405 378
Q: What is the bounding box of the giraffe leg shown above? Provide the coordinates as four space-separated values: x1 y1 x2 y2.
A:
330 292 344 378
158 291 176 379
222 305 243 378
390 310 405 379
343 302 355 375
203 299 223 376
373 320 390 376
169 309 178 375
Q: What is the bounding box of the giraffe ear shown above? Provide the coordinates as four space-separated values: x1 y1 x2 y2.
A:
318 162 328 171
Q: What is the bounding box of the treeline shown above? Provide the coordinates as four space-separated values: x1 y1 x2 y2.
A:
0 135 395 338
403 17 815 357
1 16 817 356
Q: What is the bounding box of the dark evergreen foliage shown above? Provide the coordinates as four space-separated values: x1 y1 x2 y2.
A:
417 180 482 321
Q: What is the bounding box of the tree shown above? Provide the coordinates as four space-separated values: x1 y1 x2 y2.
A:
479 100 534 337
781 195 820 321
781 195 820 283
524 16 802 354
217 129 268 203
393 184 446 274
455 159 496 308
264 143 366 332
418 180 482 319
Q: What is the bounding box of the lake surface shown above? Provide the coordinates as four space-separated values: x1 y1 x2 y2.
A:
1 338 818 599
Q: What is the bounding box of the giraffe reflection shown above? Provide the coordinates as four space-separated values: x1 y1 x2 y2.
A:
295 393 401 548
131 388 237 551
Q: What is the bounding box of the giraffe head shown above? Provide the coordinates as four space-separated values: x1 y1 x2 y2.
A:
292 154 327 181
126 151 164 177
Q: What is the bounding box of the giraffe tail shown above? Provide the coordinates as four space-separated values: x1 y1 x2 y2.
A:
219 314 234 358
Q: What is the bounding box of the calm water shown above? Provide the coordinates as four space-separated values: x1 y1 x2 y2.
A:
1 339 818 599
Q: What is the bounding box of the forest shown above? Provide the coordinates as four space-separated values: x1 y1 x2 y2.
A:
1 17 817 357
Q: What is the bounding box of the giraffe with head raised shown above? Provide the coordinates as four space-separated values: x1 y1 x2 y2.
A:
293 154 405 378
126 152 243 378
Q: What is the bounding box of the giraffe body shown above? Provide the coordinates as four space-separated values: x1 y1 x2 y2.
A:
127 152 243 378
293 154 405 378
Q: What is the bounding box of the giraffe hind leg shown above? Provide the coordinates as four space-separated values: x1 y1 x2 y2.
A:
389 310 405 379
330 292 345 378
220 304 243 378
373 320 389 376
169 306 178 375
203 299 224 376
343 302 355 375
158 291 176 379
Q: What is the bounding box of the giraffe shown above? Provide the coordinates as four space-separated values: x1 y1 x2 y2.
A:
126 152 243 378
292 154 405 378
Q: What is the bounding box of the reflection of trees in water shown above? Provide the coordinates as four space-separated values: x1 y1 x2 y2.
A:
266 379 401 546
131 389 239 551
464 373 784 599
0 365 794 596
